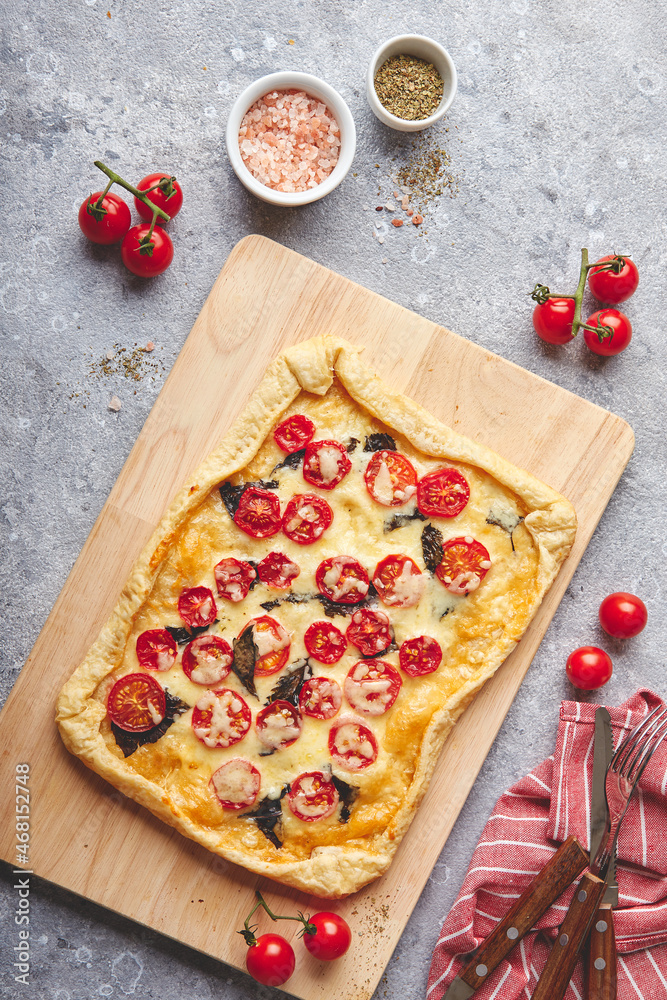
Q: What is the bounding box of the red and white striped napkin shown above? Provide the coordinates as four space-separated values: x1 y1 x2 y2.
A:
427 689 667 1000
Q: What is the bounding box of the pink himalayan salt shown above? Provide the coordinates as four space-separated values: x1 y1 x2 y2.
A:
238 89 341 193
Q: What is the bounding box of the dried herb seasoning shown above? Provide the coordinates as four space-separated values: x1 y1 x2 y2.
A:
111 690 189 757
374 54 444 121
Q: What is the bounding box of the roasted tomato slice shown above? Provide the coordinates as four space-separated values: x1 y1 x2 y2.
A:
344 660 402 715
328 717 379 770
304 620 347 664
257 551 300 589
136 628 177 671
234 486 281 538
287 771 339 822
191 687 251 749
274 413 316 453
178 586 217 628
373 554 426 608
210 757 261 811
107 672 166 732
364 450 418 506
315 555 370 604
239 615 291 676
302 440 351 490
214 557 256 602
299 677 342 720
399 635 443 677
345 608 393 657
182 634 233 685
435 536 492 595
417 468 470 518
281 493 333 544
256 700 302 751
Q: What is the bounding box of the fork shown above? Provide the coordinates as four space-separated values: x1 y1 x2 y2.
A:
531 703 667 1000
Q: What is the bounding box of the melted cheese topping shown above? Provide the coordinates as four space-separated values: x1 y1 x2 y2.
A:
317 445 344 483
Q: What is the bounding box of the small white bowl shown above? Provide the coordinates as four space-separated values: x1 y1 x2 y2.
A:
367 35 457 132
226 71 356 207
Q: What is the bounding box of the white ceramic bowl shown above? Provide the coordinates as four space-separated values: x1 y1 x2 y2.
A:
226 71 356 207
367 35 457 132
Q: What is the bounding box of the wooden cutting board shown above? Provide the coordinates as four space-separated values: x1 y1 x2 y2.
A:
0 235 634 999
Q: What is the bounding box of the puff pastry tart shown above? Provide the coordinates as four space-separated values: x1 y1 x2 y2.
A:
56 336 576 898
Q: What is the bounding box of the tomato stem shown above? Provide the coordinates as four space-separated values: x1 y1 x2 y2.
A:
94 178 115 212
93 160 170 223
239 891 317 944
530 248 612 340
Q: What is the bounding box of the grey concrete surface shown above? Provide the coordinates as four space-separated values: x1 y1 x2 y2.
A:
1 0 666 997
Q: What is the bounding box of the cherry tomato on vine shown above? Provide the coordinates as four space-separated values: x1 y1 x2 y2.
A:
245 933 295 986
134 173 183 224
566 646 613 690
583 308 632 357
599 592 647 639
121 224 174 277
588 255 639 304
78 191 131 244
303 912 352 961
532 297 576 345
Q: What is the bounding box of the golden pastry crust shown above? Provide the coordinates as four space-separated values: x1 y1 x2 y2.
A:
56 336 576 898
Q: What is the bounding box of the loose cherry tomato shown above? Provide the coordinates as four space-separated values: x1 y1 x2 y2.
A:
210 757 260 810
588 255 639 304
134 172 183 224
328 717 378 770
344 660 402 716
256 700 302 751
257 551 300 589
566 646 613 690
182 634 232 685
78 191 131 245
316 556 369 604
583 308 632 356
532 297 576 345
282 493 333 544
346 608 393 656
302 440 351 490
191 688 251 748
435 537 491 595
136 628 177 671
288 771 339 821
599 592 647 638
399 635 443 677
107 673 165 732
373 554 425 608
303 912 352 961
246 933 295 987
304 621 347 664
120 223 174 277
178 586 217 629
364 450 418 507
274 413 315 452
234 486 281 538
417 468 470 518
214 557 256 602
299 677 342 720
239 616 291 675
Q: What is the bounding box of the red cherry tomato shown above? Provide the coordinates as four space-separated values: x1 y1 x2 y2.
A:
136 628 177 671
304 620 347 664
373 554 425 608
214 557 256 602
288 771 339 821
274 413 315 452
256 700 302 751
120 223 174 277
566 646 613 690
239 616 291 676
282 494 333 545
532 297 576 345
583 308 632 356
399 635 443 677
234 486 281 538
191 688 251 748
417 468 470 518
78 191 131 244
346 608 393 657
246 933 295 987
303 912 352 961
299 677 342 720
107 673 165 732
588 255 639 304
316 555 370 604
210 757 260 810
257 551 300 589
364 450 418 507
181 635 232 685
302 440 351 490
134 172 183 224
178 586 217 629
435 537 492 595
344 660 402 716
328 717 378 770
599 592 647 639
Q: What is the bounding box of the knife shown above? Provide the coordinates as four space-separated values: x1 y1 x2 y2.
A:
587 706 618 999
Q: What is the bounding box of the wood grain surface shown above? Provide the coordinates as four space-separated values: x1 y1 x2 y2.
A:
0 236 635 1000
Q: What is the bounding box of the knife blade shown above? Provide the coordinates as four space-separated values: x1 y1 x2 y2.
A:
587 706 618 999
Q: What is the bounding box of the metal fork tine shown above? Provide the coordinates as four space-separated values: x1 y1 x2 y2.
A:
620 707 667 778
628 717 667 784
612 705 666 773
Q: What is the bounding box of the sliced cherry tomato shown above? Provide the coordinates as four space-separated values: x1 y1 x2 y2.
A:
78 191 131 244
316 555 370 604
364 450 418 507
299 677 342 720
136 628 177 671
304 620 347 664
588 255 639 304
281 493 333 544
346 608 393 657
532 297 576 345
566 646 613 690
246 934 295 987
373 554 426 608
256 700 302 751
233 486 281 538
328 717 378 770
399 635 443 677
417 468 470 518
191 687 251 748
107 672 165 732
302 440 351 490
239 615 291 676
210 757 260 810
120 223 174 277
274 413 316 453
583 308 632 356
344 660 402 716
134 172 183 224
303 912 352 961
287 771 339 822
257 551 300 589
435 537 491 595
178 586 217 628
599 592 647 639
214 557 256 602
182 634 233 685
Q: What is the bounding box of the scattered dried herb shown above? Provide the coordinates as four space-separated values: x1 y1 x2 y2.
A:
364 433 397 452
374 54 444 121
395 132 460 213
422 523 444 574
111 690 189 757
